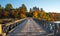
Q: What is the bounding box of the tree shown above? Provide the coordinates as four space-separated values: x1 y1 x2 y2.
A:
33 11 39 18
33 7 39 11
5 3 13 10
28 8 33 17
0 5 3 10
14 8 20 18
20 4 27 13
5 4 14 18
0 5 3 18
30 8 32 13
38 8 52 21
32 7 39 18
40 8 45 12
10 9 15 18
19 4 27 18
3 10 9 18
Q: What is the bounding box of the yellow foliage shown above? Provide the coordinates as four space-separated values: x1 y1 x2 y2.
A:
20 14 26 18
33 11 38 18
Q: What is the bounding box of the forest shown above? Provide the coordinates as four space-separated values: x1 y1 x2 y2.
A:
0 3 56 23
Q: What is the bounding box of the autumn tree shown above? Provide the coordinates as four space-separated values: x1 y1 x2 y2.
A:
5 3 15 18
3 10 9 18
19 4 27 18
39 8 52 21
39 8 46 19
14 8 20 19
0 5 4 18
32 7 39 18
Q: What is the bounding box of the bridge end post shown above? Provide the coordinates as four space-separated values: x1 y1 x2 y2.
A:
0 24 3 36
0 24 6 36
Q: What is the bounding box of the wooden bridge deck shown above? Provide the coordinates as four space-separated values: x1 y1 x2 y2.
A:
7 18 47 36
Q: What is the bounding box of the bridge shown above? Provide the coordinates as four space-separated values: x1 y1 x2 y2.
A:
0 18 59 36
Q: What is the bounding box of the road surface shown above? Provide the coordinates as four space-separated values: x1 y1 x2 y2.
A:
7 18 47 36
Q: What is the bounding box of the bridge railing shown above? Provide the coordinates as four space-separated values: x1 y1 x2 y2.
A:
33 18 55 33
0 18 26 36
33 18 60 35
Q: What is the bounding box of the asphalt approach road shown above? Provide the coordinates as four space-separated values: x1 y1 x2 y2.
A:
7 18 47 36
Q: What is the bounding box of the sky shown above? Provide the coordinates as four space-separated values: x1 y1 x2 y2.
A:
0 0 60 13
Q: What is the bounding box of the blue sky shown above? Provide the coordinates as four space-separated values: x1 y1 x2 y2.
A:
0 0 60 13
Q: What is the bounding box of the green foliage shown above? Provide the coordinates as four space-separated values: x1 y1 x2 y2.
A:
5 3 13 10
40 8 45 12
0 5 3 10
